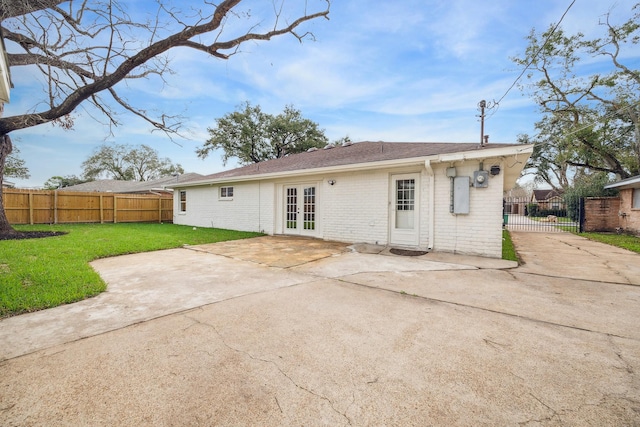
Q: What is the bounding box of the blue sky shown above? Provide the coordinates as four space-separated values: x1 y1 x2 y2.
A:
6 0 640 188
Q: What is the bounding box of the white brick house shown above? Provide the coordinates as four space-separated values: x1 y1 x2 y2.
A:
172 141 533 258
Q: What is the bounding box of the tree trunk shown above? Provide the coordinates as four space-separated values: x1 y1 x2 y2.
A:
0 133 18 235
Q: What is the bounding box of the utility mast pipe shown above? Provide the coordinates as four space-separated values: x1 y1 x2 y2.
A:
479 100 486 146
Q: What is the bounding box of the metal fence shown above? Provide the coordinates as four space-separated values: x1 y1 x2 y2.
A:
503 197 583 233
2 188 174 225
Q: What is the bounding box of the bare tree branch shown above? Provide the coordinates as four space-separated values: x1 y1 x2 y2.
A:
0 0 65 20
0 0 331 233
0 0 331 135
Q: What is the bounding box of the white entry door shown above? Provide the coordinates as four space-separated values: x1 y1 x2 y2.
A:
284 184 317 236
390 174 420 246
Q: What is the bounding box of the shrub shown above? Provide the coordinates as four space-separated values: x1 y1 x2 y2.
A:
539 208 567 217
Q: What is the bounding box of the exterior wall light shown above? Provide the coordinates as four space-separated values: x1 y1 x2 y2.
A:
328 179 336 186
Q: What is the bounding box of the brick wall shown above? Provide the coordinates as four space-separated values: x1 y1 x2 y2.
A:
619 189 640 235
583 197 621 232
320 169 392 245
173 182 272 233
173 159 510 258
431 161 505 258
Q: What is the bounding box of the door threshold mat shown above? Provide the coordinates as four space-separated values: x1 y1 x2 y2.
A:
389 248 429 257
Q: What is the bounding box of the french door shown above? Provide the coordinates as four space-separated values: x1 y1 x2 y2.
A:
284 184 317 236
390 174 420 246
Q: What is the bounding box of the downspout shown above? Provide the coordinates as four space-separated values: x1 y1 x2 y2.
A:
425 159 435 250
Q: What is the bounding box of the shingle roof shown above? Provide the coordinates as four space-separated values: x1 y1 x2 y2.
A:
134 173 205 190
62 173 204 193
189 141 518 182
532 189 563 201
62 179 141 192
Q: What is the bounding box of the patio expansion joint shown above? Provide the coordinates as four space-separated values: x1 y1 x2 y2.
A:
279 252 348 269
0 278 325 363
181 245 347 270
332 276 640 343
512 270 637 288
543 238 635 285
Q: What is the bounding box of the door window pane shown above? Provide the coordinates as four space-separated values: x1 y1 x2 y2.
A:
303 187 316 230
396 179 415 229
396 179 415 211
286 188 297 229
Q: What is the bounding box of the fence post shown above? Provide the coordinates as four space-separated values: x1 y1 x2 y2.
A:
28 192 34 225
4 190 172 225
579 197 585 233
99 194 104 224
53 190 58 224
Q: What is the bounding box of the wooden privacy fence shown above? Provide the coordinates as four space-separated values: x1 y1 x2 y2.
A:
2 189 174 225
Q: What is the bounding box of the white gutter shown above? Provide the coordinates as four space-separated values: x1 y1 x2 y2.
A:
424 159 435 250
434 144 533 163
604 175 640 189
176 144 534 188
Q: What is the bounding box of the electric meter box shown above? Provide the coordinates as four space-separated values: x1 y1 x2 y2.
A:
473 170 489 188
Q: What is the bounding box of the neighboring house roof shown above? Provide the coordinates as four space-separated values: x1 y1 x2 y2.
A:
62 179 141 192
136 173 205 191
532 189 563 202
604 175 640 190
2 180 15 188
179 141 531 187
62 173 204 193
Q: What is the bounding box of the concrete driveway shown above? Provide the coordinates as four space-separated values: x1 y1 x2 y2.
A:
1 233 639 426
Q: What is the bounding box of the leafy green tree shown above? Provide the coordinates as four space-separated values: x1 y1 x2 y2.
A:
515 3 640 188
5 146 29 179
197 102 329 165
82 143 184 181
564 172 619 221
43 175 87 189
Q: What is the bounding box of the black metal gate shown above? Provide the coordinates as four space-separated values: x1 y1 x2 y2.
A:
503 197 583 233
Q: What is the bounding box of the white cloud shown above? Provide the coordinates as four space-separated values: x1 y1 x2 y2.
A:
6 0 638 188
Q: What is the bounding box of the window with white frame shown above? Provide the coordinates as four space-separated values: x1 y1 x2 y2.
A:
220 186 234 199
179 190 187 212
633 188 640 209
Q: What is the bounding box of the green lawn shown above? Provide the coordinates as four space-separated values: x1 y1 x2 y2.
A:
0 223 261 318
529 215 573 223
579 232 640 254
502 229 518 262
502 229 640 261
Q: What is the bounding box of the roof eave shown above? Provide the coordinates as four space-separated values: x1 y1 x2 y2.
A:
174 144 534 189
433 144 533 163
604 175 640 189
431 144 533 190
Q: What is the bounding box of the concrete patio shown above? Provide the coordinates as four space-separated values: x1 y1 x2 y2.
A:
1 232 639 426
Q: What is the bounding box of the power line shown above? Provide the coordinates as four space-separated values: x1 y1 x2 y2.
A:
487 0 577 120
